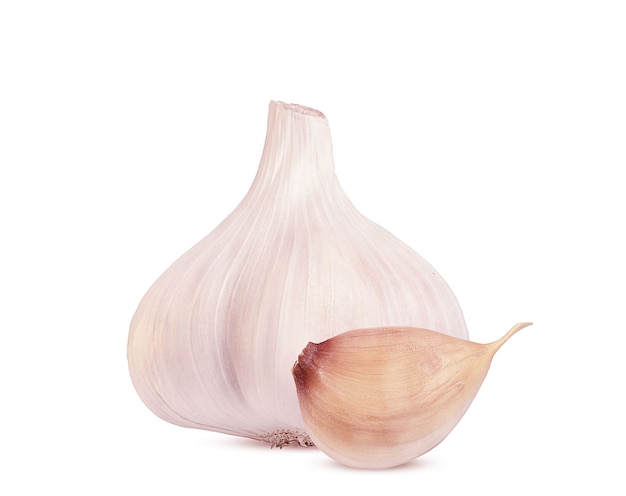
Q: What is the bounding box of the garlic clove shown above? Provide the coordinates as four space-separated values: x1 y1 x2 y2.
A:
128 101 468 446
292 322 532 469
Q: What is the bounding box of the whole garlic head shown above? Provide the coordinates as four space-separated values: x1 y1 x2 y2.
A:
127 101 468 446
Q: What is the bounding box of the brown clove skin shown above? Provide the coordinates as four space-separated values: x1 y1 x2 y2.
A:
292 322 532 469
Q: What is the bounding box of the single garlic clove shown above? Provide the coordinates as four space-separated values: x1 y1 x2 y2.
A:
292 322 532 469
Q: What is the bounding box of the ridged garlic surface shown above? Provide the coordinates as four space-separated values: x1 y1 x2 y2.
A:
127 101 468 445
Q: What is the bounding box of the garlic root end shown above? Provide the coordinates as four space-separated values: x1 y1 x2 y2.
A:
254 429 314 448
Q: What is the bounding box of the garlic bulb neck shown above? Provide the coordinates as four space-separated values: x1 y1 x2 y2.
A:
258 102 333 181
248 102 342 211
127 101 468 446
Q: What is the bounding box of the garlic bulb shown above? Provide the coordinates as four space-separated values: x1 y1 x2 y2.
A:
127 101 468 446
292 322 532 468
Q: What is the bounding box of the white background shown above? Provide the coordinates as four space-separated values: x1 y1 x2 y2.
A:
1 1 625 494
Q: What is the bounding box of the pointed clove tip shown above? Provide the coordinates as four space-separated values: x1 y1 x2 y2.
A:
491 321 533 351
515 321 533 332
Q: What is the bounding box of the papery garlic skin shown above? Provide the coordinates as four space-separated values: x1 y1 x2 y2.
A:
127 101 468 445
292 323 532 468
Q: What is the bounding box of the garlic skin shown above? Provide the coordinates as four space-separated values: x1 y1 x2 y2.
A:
292 323 532 468
127 101 468 445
